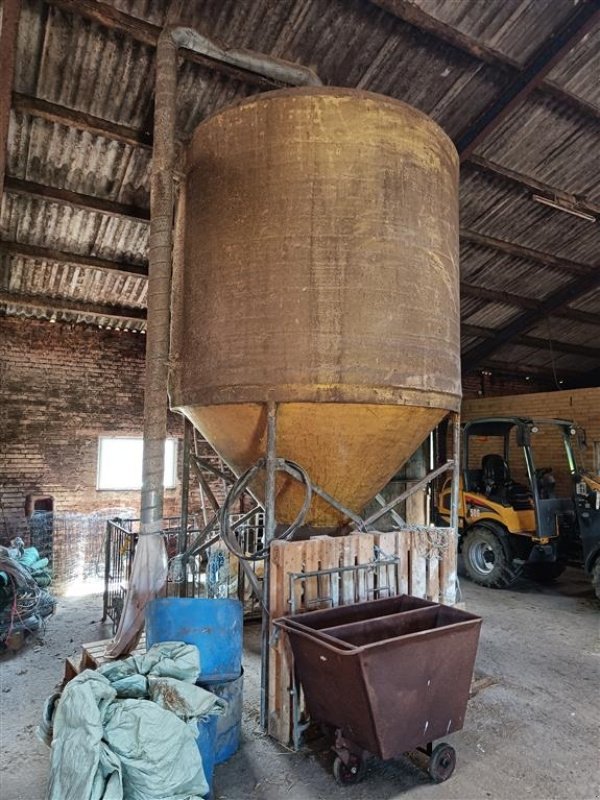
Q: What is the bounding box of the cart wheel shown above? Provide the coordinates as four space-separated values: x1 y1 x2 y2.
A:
333 755 366 785
428 743 456 783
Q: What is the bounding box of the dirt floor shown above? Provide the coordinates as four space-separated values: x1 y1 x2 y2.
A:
0 567 598 800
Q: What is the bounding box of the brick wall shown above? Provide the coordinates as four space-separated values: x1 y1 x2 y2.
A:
462 388 600 494
0 316 186 532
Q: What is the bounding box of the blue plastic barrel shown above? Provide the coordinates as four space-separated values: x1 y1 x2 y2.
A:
146 598 243 681
196 713 217 797
199 669 244 764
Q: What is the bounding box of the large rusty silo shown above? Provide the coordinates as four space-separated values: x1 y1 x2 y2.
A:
170 87 460 528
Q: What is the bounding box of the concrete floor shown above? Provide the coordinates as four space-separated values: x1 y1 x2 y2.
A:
0 567 598 800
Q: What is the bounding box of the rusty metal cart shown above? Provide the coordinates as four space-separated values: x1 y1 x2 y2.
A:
275 595 482 785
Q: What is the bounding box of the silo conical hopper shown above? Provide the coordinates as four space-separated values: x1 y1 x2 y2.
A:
170 88 460 528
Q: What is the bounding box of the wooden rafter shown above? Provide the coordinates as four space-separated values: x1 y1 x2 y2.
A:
0 289 146 322
4 177 150 222
460 283 600 327
0 240 147 277
460 229 594 276
12 92 152 150
462 270 600 371
469 156 600 219
462 323 600 360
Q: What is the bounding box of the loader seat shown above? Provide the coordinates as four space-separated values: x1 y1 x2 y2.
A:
481 453 532 509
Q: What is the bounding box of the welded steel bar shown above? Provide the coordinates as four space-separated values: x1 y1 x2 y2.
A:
363 461 454 528
279 461 364 528
261 401 278 730
192 455 234 485
192 459 221 515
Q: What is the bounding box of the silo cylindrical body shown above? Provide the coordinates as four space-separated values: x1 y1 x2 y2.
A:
170 88 460 528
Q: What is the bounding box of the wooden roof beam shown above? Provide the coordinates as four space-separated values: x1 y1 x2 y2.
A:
455 1 600 159
461 270 600 371
0 0 22 194
12 92 152 150
0 240 147 278
469 156 600 219
4 176 150 222
0 289 147 323
460 282 600 326
462 322 600 360
460 229 594 276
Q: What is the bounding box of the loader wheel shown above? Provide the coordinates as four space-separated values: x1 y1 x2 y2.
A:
462 527 516 589
592 559 600 602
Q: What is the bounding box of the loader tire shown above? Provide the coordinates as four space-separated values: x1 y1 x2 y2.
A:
592 559 600 602
462 526 517 589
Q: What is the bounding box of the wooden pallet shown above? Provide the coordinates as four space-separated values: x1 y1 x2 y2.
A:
63 634 147 685
268 528 457 745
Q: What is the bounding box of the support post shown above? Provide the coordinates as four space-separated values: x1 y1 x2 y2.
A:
178 417 191 597
260 401 278 731
450 412 461 535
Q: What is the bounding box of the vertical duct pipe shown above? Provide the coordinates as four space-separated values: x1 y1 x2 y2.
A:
109 27 320 655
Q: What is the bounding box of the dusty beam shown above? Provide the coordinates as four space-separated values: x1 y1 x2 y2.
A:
456 1 600 158
469 156 600 219
0 0 22 193
12 92 152 150
0 240 148 278
0 289 146 322
460 282 600 327
4 176 150 222
462 322 600 360
460 229 594 276
471 360 586 381
461 270 600 371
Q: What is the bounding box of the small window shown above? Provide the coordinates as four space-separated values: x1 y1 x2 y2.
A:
97 437 178 490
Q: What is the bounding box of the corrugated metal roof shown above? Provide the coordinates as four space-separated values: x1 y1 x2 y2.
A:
460 241 574 300
548 25 600 111
460 166 599 266
475 93 600 203
411 0 576 66
1 0 598 380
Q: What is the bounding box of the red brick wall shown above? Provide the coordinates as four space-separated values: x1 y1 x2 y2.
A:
0 315 185 532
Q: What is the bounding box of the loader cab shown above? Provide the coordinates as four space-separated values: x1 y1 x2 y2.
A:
438 416 600 595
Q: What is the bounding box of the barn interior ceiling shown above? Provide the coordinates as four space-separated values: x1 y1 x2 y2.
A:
0 0 598 387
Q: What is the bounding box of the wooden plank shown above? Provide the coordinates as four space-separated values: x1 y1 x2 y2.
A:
374 531 398 599
355 533 374 602
268 539 305 745
426 553 440 603
397 531 410 595
0 0 21 194
340 534 358 605
410 529 427 599
440 529 458 606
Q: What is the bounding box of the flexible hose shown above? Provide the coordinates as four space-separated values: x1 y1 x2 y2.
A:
218 458 312 561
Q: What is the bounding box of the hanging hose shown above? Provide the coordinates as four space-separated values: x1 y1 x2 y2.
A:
218 458 312 561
